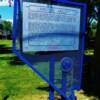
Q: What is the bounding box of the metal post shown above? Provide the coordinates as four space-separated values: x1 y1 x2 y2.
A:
61 72 67 100
49 57 55 100
61 57 76 100
61 71 76 100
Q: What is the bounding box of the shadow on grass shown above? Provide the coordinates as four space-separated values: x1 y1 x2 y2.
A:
0 56 25 66
36 86 49 92
0 44 12 54
2 95 9 100
82 82 100 99
9 56 25 65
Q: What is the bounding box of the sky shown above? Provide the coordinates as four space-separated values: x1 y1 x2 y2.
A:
0 6 13 22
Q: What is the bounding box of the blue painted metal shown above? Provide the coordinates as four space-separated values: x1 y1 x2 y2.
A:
53 0 86 6
13 0 87 99
79 3 87 90
12 48 67 99
61 57 75 100
12 0 17 51
61 71 76 100
61 72 67 99
49 57 55 100
53 0 87 91
61 57 73 72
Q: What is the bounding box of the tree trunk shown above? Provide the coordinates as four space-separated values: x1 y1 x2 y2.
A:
93 5 100 96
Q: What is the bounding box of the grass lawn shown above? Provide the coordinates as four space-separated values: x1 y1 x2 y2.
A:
0 40 48 100
0 40 99 100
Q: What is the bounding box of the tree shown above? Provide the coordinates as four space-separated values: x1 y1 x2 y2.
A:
0 20 12 39
3 21 12 39
6 21 12 39
0 23 3 30
93 2 100 97
0 23 3 39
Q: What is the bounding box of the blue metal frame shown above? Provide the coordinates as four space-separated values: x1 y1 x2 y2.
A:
79 3 87 91
49 57 55 100
61 57 75 99
54 0 87 90
61 72 67 99
13 0 87 99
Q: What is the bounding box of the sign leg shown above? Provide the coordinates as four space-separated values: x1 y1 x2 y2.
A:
61 71 76 100
49 57 55 100
49 86 54 100
61 72 67 100
61 57 76 100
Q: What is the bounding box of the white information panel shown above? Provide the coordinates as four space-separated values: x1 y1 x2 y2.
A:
22 2 81 52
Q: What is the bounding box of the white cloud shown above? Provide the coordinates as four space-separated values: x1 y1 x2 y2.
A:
0 1 13 6
6 19 13 23
1 19 13 24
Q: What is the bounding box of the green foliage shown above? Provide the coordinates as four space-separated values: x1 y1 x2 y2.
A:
2 21 12 33
0 23 4 30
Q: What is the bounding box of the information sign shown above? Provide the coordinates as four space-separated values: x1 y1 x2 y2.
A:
23 2 81 52
13 0 86 99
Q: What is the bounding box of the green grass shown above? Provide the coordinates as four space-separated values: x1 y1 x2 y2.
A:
0 40 99 100
0 40 48 100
